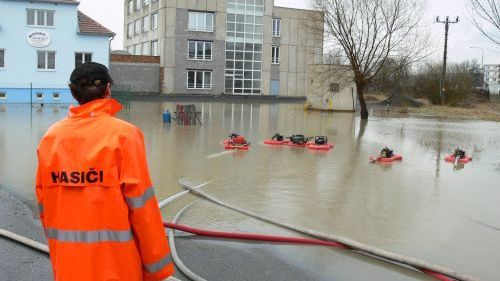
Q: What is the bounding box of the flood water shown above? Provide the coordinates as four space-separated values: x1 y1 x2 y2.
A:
0 101 499 281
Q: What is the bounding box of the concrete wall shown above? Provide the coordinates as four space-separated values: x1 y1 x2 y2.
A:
109 54 161 93
306 64 357 112
0 0 111 104
269 6 324 97
172 8 225 94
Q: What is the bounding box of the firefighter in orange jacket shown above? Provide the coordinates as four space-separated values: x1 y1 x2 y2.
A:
35 62 174 280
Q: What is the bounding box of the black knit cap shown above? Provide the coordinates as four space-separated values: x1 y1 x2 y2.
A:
69 62 112 87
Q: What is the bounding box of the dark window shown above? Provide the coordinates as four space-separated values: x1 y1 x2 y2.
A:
37 51 56 70
27 10 35 25
330 83 340 93
0 49 4 68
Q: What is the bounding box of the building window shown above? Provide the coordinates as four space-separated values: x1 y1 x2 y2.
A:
271 45 280 64
135 0 141 11
27 9 55 27
134 19 141 35
127 22 134 38
330 83 340 93
37 51 55 70
272 18 281 37
225 0 264 94
143 0 149 7
0 92 6 99
188 11 214 32
151 13 158 30
187 70 212 89
36 92 44 100
128 0 133 14
142 15 149 32
151 40 159 56
126 46 133 54
0 49 4 68
134 44 141 55
188 41 212 60
52 92 60 100
142 42 149 55
75 52 92 68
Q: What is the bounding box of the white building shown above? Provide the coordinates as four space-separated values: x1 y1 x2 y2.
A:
484 64 500 95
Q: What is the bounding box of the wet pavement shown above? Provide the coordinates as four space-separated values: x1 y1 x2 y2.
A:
0 101 499 280
0 190 52 281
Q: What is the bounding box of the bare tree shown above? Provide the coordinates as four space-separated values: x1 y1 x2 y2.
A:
466 0 500 46
312 0 428 119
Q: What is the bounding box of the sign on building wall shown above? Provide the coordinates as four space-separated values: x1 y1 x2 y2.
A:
27 30 51 48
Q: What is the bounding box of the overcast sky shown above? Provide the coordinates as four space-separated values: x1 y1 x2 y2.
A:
78 0 499 64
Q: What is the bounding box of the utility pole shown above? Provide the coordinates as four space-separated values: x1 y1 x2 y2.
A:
435 16 459 105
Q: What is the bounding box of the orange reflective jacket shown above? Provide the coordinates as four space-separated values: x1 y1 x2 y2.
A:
36 99 174 281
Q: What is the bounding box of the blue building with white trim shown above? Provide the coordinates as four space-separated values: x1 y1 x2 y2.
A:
0 0 115 104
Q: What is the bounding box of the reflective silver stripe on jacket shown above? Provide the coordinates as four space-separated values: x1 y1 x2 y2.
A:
38 203 44 213
144 253 173 273
126 186 155 209
45 229 133 243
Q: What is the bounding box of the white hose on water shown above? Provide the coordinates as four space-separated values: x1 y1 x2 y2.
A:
178 178 478 281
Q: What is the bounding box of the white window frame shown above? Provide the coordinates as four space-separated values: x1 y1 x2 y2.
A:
134 19 141 35
151 13 158 30
0 91 6 100
272 18 281 37
187 70 213 89
27 9 55 27
36 92 44 100
188 11 214 32
142 42 150 55
187 41 213 61
151 40 159 56
135 0 141 11
0 49 4 69
271 45 280 64
37 51 56 71
75 52 92 68
52 92 60 100
142 15 149 32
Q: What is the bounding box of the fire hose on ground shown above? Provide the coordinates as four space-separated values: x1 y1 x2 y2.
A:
160 178 479 281
0 179 479 281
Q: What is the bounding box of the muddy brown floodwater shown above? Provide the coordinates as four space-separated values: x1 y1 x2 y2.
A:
0 101 499 280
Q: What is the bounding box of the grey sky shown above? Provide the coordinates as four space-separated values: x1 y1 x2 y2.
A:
78 0 499 64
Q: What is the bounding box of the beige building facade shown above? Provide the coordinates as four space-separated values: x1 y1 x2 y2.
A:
123 0 325 96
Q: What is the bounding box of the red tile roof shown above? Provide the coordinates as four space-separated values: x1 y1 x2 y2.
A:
77 11 115 37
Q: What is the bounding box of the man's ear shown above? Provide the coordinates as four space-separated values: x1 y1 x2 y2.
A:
105 83 111 98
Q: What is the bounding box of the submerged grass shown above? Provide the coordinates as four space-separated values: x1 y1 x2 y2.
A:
409 103 500 122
